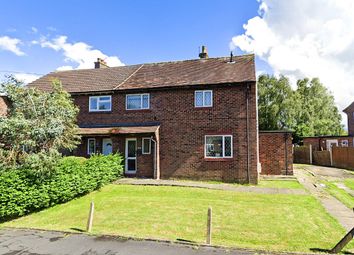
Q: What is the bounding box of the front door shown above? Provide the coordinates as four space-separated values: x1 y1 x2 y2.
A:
102 138 113 155
125 138 137 174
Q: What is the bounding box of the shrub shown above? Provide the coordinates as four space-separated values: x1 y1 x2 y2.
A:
0 153 123 221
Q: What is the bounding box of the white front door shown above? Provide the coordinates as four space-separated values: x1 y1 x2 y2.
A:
125 138 137 174
102 138 113 155
326 139 338 152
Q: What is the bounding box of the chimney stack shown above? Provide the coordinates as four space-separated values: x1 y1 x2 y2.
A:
199 46 209 59
94 58 109 69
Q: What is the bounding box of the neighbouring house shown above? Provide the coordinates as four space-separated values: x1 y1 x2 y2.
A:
303 102 354 152
29 50 260 183
0 96 9 116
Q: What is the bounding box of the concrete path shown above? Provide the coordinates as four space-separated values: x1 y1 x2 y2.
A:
115 178 308 195
294 165 354 231
0 228 271 255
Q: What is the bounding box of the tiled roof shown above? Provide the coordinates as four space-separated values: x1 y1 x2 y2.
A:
29 54 255 93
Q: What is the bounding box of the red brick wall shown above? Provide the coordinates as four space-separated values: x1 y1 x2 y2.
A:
72 83 258 183
259 132 293 175
0 96 9 116
345 103 354 136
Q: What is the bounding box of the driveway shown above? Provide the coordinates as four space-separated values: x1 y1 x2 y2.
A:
0 228 265 255
298 164 354 180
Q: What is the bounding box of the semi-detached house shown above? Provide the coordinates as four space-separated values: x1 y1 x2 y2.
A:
29 52 260 184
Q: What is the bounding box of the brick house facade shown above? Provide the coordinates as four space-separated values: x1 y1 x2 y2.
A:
0 96 9 116
29 54 259 183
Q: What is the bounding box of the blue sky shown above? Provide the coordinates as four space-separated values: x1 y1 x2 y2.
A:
0 0 270 79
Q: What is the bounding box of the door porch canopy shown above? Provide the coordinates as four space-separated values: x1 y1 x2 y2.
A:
78 125 160 180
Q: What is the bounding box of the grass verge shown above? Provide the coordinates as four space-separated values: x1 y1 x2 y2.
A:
257 180 303 189
1 184 349 252
324 181 354 209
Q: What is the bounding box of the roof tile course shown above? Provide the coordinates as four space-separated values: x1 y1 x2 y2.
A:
29 54 255 93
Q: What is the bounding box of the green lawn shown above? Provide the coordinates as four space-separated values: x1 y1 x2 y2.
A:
344 179 354 191
257 180 303 189
1 184 350 252
324 181 354 209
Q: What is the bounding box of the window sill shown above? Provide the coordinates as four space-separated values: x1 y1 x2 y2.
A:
195 106 213 110
88 111 112 114
204 158 233 162
125 109 152 113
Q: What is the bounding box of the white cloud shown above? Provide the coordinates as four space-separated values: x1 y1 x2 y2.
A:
14 73 40 84
39 35 124 69
56 65 74 71
31 27 38 34
230 0 354 126
0 36 25 56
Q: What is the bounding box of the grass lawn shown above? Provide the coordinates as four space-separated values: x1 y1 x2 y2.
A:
344 178 354 190
257 180 303 189
324 181 354 209
1 184 350 252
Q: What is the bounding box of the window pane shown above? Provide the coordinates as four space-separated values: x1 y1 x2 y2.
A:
206 136 223 157
90 97 98 110
98 101 111 110
100 96 111 101
224 136 232 157
142 95 149 109
143 138 150 154
195 92 203 106
127 95 141 109
88 139 95 154
204 91 212 106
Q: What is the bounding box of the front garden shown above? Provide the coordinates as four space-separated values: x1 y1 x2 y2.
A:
2 183 352 253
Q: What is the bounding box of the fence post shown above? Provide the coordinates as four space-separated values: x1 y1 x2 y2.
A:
86 201 94 232
309 144 313 165
330 148 333 167
206 207 212 245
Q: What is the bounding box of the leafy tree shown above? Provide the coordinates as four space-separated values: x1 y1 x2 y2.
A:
0 76 80 167
292 78 342 138
258 75 343 140
258 74 294 130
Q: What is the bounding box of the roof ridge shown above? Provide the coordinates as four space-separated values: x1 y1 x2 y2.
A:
113 64 145 90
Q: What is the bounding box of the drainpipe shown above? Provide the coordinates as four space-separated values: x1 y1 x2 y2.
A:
246 83 251 184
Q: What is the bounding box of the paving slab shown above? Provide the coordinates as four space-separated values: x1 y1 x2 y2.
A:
115 178 308 195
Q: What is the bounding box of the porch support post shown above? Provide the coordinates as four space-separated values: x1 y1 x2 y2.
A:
154 127 160 180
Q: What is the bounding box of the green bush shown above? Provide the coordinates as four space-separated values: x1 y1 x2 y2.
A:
0 154 123 221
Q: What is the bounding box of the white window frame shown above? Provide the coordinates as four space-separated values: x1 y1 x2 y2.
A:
204 135 233 159
126 93 150 110
142 137 151 154
87 138 96 155
89 95 112 112
195 90 213 108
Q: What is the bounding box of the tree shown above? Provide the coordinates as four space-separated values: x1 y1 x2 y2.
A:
292 78 343 138
258 75 343 140
258 74 294 130
0 76 80 167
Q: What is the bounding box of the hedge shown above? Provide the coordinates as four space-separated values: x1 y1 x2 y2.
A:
0 153 123 221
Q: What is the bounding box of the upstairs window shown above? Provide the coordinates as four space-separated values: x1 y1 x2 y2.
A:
205 135 233 158
126 94 150 110
89 96 112 112
195 90 212 107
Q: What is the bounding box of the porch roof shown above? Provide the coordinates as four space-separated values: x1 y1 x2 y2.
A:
78 125 160 135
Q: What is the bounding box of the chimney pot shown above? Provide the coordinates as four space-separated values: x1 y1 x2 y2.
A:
199 45 209 59
94 58 109 69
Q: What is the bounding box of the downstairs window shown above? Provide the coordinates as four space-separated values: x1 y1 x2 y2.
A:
205 135 233 158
